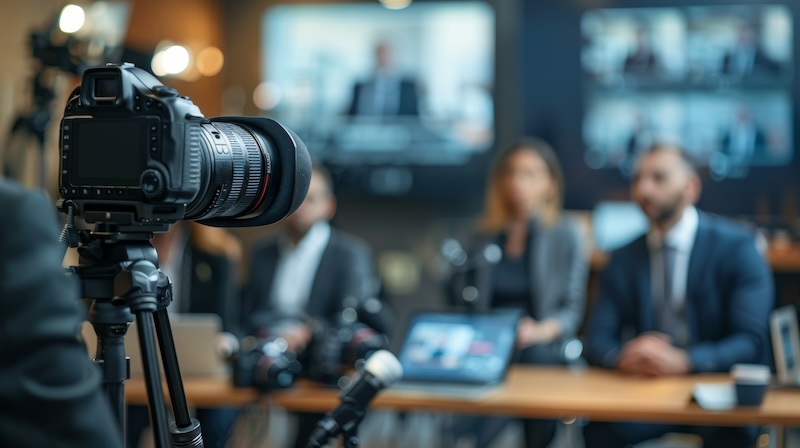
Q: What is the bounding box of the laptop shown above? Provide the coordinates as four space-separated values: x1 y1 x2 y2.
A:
770 305 800 387
81 313 227 378
388 308 521 399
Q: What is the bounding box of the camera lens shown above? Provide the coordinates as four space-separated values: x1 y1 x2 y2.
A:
186 121 274 221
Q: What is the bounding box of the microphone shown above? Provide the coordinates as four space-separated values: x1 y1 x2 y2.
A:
305 350 403 448
440 238 468 268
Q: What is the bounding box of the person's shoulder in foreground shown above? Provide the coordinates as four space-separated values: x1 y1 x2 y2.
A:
0 178 123 447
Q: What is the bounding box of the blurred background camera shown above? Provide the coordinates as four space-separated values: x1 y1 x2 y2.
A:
305 321 389 386
232 336 302 392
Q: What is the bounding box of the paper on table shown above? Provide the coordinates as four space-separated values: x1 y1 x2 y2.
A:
692 383 736 411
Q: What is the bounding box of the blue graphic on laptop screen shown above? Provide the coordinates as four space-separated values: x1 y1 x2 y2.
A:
398 312 517 384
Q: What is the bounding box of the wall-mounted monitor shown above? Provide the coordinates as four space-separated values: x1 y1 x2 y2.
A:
522 0 799 217
261 2 495 167
581 4 793 181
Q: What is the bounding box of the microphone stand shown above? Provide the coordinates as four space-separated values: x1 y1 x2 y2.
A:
341 417 364 448
304 396 366 448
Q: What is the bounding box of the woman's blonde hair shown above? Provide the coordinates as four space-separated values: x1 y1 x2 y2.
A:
479 138 564 233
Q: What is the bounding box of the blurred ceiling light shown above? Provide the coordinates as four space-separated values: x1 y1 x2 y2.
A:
253 81 282 111
162 45 191 74
151 50 168 77
59 4 86 33
380 0 412 10
152 44 191 76
196 46 224 77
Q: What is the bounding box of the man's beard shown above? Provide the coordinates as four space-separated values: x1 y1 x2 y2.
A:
644 193 685 226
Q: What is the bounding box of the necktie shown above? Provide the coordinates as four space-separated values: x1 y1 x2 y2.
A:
659 243 687 346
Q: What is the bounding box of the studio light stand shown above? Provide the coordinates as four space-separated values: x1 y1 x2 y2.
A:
69 222 204 448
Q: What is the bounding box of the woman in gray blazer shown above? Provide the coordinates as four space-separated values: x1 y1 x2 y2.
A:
452 138 588 448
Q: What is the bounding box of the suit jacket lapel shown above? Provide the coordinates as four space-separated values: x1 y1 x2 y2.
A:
307 231 336 317
257 243 280 312
685 213 711 340
528 219 542 318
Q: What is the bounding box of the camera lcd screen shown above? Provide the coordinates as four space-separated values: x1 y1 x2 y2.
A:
72 120 147 187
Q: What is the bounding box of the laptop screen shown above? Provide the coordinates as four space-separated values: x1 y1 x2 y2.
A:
396 309 521 385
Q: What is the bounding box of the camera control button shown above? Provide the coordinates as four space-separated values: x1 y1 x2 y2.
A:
141 170 165 200
153 86 179 98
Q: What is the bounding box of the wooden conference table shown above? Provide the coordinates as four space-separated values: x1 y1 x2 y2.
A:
126 366 800 428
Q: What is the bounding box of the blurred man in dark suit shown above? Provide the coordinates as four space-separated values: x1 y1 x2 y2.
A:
623 29 659 74
242 163 382 448
0 178 122 447
584 145 773 448
719 106 767 177
348 42 419 117
242 164 380 344
721 24 781 77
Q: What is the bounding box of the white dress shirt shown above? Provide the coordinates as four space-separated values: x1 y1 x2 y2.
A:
269 221 332 318
647 205 699 346
159 228 190 315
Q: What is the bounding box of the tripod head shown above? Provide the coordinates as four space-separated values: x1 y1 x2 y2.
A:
71 224 172 313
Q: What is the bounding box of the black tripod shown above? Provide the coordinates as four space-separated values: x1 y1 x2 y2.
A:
71 224 204 447
3 69 54 190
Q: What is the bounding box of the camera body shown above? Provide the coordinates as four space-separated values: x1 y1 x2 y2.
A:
305 321 388 385
60 63 207 227
59 62 311 231
232 336 302 392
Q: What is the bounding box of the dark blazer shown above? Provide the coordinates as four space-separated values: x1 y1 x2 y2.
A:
242 228 379 335
347 78 419 116
463 217 588 342
585 211 774 373
175 237 241 335
0 180 122 447
720 126 767 160
722 48 780 75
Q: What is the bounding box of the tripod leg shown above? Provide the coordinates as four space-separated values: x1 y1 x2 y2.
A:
153 309 205 447
88 301 135 439
96 324 129 435
136 311 172 448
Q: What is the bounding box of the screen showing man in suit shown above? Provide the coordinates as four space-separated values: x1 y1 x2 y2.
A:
261 2 494 165
583 145 773 448
0 178 123 447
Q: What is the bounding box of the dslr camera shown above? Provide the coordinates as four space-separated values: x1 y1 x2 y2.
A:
305 320 389 385
58 62 310 231
233 335 302 392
